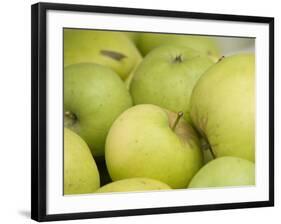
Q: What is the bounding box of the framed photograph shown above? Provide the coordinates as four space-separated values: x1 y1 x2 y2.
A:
31 2 274 222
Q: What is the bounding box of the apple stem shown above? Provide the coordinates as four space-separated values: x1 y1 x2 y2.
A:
218 56 225 63
201 137 216 159
209 146 216 159
173 55 183 63
64 111 77 122
172 112 184 131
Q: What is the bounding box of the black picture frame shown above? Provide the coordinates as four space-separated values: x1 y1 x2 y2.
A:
31 2 274 222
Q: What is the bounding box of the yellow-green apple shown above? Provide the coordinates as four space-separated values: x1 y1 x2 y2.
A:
96 178 171 193
137 33 220 61
105 104 203 189
64 29 141 80
190 54 255 161
130 45 214 121
188 156 255 188
124 32 139 44
64 128 100 195
64 63 132 157
124 53 142 90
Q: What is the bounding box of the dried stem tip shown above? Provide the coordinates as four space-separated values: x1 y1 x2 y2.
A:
173 55 183 63
65 111 77 121
172 111 184 131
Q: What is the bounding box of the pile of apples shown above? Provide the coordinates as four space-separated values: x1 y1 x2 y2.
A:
63 29 255 195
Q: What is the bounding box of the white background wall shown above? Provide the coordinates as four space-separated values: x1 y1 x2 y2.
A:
0 0 279 223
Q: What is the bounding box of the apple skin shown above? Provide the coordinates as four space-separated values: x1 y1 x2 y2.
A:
124 32 139 44
188 156 255 188
124 54 142 90
130 45 214 121
64 63 132 157
64 128 100 195
96 178 171 193
137 33 220 61
105 104 203 189
64 29 141 80
190 53 255 162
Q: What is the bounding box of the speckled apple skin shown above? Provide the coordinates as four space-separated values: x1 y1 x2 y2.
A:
96 178 171 193
64 63 132 157
188 156 255 188
137 33 220 61
130 45 214 122
64 128 100 195
64 29 141 80
105 104 203 189
190 54 255 162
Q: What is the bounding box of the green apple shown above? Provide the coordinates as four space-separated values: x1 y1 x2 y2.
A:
137 33 220 61
124 32 139 44
96 178 171 193
190 53 255 161
105 104 203 189
64 63 132 157
124 53 142 90
64 29 141 80
64 128 100 195
124 39 143 90
188 156 255 188
130 45 214 121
